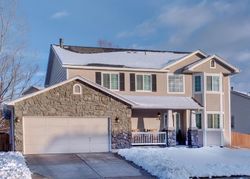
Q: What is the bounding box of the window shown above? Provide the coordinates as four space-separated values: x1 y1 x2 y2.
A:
207 76 220 92
194 76 201 92
168 75 184 93
136 74 152 91
196 113 202 129
207 114 220 129
73 84 82 95
210 59 216 68
102 73 119 90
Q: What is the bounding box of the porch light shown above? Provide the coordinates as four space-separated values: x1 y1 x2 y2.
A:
157 112 161 120
115 116 120 123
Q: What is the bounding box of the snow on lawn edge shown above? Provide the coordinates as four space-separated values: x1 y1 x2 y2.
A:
0 152 32 179
118 147 250 179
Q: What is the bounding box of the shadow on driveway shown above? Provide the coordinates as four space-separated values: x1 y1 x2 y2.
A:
25 153 155 179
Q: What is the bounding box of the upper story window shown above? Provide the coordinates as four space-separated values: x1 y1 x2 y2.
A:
73 84 82 95
102 73 119 90
207 76 220 92
210 59 216 68
207 113 220 129
136 74 152 91
194 75 202 92
168 74 184 93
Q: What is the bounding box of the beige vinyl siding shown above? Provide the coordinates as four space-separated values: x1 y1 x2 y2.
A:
192 60 232 74
206 94 221 111
48 55 67 86
168 54 202 73
68 68 195 97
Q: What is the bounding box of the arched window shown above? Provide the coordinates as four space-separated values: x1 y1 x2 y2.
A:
73 84 82 95
210 59 216 68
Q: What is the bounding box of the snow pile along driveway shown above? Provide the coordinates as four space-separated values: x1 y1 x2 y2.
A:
0 152 31 179
118 147 250 179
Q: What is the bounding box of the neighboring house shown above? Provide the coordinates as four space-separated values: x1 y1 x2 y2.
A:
231 89 250 134
4 40 239 154
22 86 43 96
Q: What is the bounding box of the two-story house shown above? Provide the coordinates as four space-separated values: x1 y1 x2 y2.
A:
4 40 239 154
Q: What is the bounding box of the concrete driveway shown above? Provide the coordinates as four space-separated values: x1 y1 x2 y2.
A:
25 153 155 179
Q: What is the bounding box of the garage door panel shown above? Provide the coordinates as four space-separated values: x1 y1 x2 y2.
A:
24 118 46 128
23 117 109 154
90 143 109 152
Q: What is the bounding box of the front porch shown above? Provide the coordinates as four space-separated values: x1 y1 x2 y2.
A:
131 109 202 147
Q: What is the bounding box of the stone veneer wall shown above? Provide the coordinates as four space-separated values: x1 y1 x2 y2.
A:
14 79 132 152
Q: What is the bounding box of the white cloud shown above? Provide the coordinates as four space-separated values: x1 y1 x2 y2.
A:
117 0 250 91
51 11 69 19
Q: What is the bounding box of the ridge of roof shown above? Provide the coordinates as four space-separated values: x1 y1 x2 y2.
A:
53 44 191 54
51 45 190 70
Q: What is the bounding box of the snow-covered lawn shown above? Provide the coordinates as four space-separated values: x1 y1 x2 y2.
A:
118 147 250 179
0 152 31 179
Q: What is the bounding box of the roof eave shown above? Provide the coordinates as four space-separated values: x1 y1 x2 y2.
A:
62 64 169 72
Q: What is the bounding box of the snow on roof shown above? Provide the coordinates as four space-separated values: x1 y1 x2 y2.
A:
121 95 202 109
52 45 190 69
232 90 250 99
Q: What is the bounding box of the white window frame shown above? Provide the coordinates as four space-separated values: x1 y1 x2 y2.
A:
206 112 222 131
167 73 185 94
206 73 220 94
73 84 82 95
193 74 202 94
210 59 216 69
195 112 202 130
101 72 120 91
135 73 152 92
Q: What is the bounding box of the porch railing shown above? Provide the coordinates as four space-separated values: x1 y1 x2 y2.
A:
131 132 167 146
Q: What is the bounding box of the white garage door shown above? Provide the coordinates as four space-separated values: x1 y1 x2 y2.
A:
23 117 110 154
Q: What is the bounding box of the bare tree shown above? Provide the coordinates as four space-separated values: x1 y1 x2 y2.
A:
0 0 38 105
97 39 119 48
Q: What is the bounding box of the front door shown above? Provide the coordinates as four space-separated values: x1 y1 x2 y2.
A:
175 112 185 145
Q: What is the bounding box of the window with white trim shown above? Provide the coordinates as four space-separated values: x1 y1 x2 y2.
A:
206 76 220 92
168 75 184 93
102 73 119 90
136 74 152 91
210 59 216 68
196 113 202 129
73 84 82 95
207 114 220 129
194 75 201 92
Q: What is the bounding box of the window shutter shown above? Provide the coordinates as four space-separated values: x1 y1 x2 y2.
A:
95 72 101 85
152 74 157 92
119 73 125 91
130 73 135 91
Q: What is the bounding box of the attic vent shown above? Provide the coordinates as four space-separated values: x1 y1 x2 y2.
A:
210 59 216 68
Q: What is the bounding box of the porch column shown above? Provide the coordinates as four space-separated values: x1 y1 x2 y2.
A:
187 110 199 147
167 110 174 130
190 110 198 129
166 109 176 146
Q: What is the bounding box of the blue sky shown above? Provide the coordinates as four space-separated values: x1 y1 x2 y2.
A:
18 0 250 91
